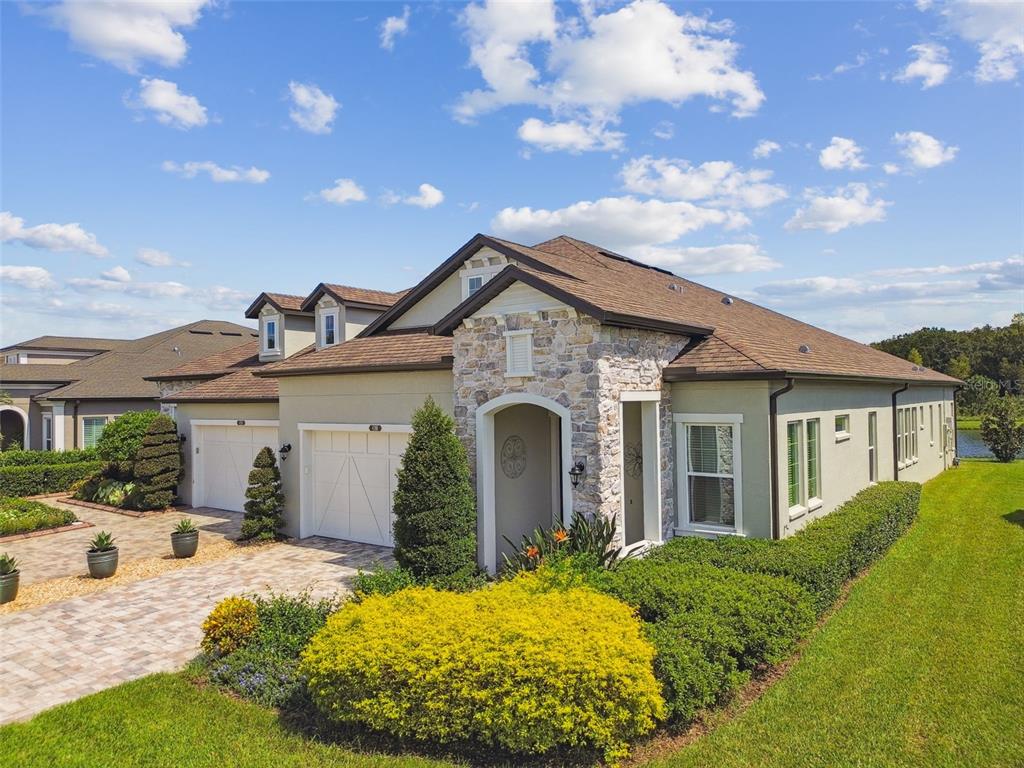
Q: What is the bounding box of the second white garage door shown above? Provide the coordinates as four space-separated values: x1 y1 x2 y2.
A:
197 424 279 512
309 429 408 546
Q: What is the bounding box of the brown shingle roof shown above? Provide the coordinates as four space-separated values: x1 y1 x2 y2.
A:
258 332 452 377
11 321 261 400
0 335 128 354
301 283 408 311
244 292 308 319
163 369 278 402
0 364 80 384
147 340 262 381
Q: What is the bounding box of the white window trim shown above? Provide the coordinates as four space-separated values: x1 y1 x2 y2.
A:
42 413 53 451
834 414 851 443
261 314 281 354
460 264 505 300
320 307 340 348
806 418 823 512
786 420 807 519
619 392 664 549
504 328 534 378
674 413 743 537
81 416 109 449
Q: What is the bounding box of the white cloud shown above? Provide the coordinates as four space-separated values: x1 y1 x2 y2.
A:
194 285 252 309
620 156 787 209
380 6 410 51
630 243 780 274
288 82 340 135
317 178 368 205
456 0 763 142
883 162 901 175
785 184 890 234
162 160 270 184
0 211 108 257
0 265 56 291
136 248 188 268
871 256 1022 281
894 43 952 89
517 118 625 152
941 1 1024 83
892 130 958 169
404 183 445 209
47 0 210 72
129 78 207 129
69 273 190 299
652 121 674 140
752 139 781 159
818 136 868 170
101 265 132 282
492 195 746 252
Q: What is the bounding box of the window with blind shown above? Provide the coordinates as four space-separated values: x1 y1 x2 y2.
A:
684 423 738 529
82 417 107 449
787 421 803 509
504 330 534 377
807 418 821 502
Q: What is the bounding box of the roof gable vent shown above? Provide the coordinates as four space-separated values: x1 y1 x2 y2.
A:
721 296 734 305
798 344 812 354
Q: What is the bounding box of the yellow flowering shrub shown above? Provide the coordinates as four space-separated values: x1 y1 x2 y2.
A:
201 596 259 656
299 578 664 762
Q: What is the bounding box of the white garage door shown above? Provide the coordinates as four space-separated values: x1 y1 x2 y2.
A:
197 424 279 512
309 429 408 546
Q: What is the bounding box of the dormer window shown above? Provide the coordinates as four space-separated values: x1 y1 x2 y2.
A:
468 276 484 295
263 318 278 352
324 313 336 345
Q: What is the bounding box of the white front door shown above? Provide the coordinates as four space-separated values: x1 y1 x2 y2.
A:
309 430 408 546
197 425 279 512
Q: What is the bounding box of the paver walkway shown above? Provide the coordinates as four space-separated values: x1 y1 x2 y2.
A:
4 502 242 585
0 536 391 725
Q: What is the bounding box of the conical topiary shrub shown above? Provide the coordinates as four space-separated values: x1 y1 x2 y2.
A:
240 446 285 540
392 397 477 581
132 414 181 510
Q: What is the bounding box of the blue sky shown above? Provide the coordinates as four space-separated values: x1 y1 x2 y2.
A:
2 0 1021 346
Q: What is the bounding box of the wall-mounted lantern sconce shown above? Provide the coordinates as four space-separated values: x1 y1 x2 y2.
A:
279 443 293 461
568 459 586 488
178 433 187 444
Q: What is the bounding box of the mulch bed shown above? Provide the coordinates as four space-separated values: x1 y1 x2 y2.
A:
0 520 94 544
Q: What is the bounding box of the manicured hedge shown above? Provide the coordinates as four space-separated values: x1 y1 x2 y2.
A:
0 497 78 535
0 449 98 467
647 481 921 614
0 460 105 497
300 580 665 762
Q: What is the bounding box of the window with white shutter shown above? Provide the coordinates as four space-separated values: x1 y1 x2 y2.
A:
504 329 534 377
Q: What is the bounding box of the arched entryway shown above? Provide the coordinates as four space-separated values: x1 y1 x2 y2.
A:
476 393 573 573
0 406 29 451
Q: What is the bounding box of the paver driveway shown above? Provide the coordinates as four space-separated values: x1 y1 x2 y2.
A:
0 535 391 725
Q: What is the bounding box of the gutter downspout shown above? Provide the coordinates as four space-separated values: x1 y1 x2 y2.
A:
769 378 795 540
891 383 909 480
952 385 962 464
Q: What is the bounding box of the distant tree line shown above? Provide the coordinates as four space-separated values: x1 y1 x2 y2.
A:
871 314 1023 416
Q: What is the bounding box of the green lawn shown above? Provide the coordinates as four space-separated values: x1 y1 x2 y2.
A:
957 416 982 429
655 459 1024 768
2 461 1020 768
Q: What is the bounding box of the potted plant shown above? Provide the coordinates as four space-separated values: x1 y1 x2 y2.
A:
171 517 199 558
0 553 19 604
87 531 118 579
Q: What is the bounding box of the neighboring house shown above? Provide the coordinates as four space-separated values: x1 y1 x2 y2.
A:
161 234 960 571
0 321 258 452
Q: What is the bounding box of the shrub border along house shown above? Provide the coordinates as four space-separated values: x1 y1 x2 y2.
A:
197 480 921 764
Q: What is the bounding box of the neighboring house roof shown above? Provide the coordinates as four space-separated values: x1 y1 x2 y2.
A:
146 340 262 381
0 335 128 354
300 283 408 312
244 292 307 319
257 331 453 377
1 321 259 401
163 369 278 403
0 364 81 384
364 233 961 386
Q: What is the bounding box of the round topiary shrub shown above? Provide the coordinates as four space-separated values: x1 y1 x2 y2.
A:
131 414 181 510
300 579 665 762
202 596 260 656
96 410 162 464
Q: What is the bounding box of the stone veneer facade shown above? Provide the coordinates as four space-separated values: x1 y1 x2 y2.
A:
452 306 690 544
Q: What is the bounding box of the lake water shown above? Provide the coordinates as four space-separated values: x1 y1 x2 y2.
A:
956 429 1024 459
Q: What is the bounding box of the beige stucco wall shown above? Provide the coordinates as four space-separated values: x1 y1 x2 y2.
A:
174 401 280 506
670 379 774 539
773 381 954 537
277 370 455 535
390 271 463 329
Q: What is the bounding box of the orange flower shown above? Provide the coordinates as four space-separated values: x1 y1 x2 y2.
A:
526 545 540 559
553 529 568 544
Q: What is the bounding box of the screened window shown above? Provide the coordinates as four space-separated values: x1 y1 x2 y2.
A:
42 414 53 451
323 313 336 346
868 411 878 482
807 418 821 502
787 421 803 509
82 417 107 449
686 424 737 528
468 275 484 294
834 414 851 440
264 319 277 351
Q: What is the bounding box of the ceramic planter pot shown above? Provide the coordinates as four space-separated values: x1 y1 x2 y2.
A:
171 531 199 559
0 571 19 604
87 547 119 579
